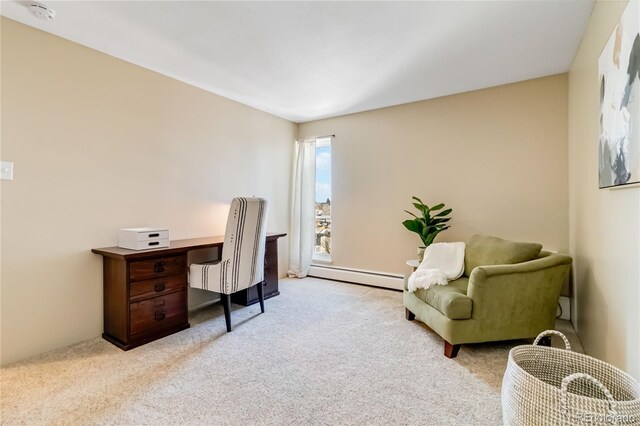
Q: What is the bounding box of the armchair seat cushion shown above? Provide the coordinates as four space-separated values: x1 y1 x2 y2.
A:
410 277 472 320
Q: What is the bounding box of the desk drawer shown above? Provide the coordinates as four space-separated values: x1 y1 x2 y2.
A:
130 273 186 302
130 290 187 336
129 255 186 281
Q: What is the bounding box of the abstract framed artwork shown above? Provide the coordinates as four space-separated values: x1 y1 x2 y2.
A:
598 0 640 189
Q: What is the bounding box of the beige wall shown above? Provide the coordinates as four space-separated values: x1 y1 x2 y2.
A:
299 75 569 276
0 18 295 365
568 0 640 379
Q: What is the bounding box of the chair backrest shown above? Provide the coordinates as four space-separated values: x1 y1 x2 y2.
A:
219 197 269 294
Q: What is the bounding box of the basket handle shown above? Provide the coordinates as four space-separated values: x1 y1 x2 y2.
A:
561 373 618 423
533 330 571 351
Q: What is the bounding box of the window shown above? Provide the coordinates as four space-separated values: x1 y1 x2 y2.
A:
314 137 332 261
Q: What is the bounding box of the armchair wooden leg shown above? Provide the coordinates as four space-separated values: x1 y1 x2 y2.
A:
256 281 265 314
221 293 232 332
444 341 461 358
405 308 415 321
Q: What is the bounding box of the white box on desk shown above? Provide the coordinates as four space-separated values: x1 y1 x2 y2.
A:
118 227 170 250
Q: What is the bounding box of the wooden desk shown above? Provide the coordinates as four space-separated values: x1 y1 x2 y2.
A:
92 232 286 350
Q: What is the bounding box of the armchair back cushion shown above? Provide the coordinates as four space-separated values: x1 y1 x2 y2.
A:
463 234 542 277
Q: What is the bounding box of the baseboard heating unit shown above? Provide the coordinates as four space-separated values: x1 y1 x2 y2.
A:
308 264 404 290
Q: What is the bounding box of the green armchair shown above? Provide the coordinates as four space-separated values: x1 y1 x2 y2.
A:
403 234 572 358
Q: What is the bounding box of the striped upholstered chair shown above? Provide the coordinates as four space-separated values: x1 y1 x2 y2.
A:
190 197 269 332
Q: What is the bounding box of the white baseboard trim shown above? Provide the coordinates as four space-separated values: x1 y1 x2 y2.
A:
558 296 571 320
309 265 404 290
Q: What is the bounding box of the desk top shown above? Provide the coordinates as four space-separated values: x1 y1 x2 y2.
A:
92 232 287 260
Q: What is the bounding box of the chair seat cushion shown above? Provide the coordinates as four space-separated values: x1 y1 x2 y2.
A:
412 277 472 320
463 234 542 277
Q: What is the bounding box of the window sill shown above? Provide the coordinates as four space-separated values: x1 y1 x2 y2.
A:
312 254 332 265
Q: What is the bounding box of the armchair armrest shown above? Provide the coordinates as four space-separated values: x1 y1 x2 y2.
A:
470 252 572 282
466 253 572 330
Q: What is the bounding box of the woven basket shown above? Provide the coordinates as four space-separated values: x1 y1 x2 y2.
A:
502 330 640 425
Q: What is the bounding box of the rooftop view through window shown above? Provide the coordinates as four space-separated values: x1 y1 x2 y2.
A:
315 137 331 260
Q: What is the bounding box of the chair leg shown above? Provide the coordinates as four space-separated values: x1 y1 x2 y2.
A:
405 308 415 321
221 293 232 332
256 282 265 313
444 341 461 358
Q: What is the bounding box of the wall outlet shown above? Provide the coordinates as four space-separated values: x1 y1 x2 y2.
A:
1 161 14 180
557 296 571 320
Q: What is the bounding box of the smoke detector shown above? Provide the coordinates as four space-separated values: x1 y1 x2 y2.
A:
28 2 55 21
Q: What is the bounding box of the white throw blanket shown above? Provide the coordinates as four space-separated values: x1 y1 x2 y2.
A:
407 242 466 292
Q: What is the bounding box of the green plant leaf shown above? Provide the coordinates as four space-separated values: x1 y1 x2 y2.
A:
402 219 423 234
403 198 451 246
423 227 438 238
404 210 418 219
434 208 452 217
425 234 436 246
431 217 451 223
412 203 429 214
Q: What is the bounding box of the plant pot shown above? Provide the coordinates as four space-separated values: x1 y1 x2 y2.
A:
417 246 426 262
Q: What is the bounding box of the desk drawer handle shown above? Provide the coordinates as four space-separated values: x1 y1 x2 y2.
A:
154 261 165 273
154 311 166 321
153 299 166 307
148 241 160 247
154 282 165 292
148 233 160 238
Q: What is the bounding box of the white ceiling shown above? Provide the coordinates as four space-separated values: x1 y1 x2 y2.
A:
1 1 593 123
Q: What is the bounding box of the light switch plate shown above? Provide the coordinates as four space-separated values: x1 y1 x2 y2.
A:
1 161 14 180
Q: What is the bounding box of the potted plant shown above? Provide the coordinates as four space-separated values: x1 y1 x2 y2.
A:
402 196 452 261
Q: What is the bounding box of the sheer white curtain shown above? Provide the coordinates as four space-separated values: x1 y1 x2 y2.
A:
288 138 316 278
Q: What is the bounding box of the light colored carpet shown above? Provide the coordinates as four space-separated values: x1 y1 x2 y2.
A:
0 278 581 425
